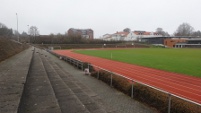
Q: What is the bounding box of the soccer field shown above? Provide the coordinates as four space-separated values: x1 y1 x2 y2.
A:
75 48 201 77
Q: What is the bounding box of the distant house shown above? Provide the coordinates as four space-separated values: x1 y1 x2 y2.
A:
68 28 94 39
102 30 162 41
102 34 112 41
102 31 137 41
110 32 127 41
102 30 201 48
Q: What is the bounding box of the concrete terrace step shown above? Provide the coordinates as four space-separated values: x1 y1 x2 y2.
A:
41 52 90 113
41 50 107 113
48 50 157 113
1 47 157 113
0 47 34 113
17 49 61 113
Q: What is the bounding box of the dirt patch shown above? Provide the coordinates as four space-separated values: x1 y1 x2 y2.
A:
0 38 29 62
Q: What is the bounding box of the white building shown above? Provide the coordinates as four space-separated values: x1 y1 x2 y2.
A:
102 34 113 41
102 32 137 41
102 30 162 41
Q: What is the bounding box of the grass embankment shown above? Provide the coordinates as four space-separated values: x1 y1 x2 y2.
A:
0 38 29 62
75 48 201 77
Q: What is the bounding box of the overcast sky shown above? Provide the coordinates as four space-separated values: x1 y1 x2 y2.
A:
1 0 201 38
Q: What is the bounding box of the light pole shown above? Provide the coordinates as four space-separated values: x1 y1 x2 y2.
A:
27 25 30 43
16 13 19 42
27 25 29 33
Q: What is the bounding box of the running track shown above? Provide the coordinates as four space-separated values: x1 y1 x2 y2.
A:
54 50 201 104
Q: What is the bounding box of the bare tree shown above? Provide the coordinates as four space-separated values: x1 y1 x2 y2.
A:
29 26 39 43
29 26 39 36
156 27 169 36
123 28 131 32
192 30 201 37
174 23 194 36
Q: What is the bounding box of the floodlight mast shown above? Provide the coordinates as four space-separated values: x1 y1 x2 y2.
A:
16 13 19 42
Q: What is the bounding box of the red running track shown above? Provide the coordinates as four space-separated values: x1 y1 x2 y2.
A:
54 50 201 104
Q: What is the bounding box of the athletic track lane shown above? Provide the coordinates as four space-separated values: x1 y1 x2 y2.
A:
54 50 201 104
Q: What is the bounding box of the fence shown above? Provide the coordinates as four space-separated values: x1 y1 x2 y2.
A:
48 50 201 113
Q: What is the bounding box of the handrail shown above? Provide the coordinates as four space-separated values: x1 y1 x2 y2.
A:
90 64 201 106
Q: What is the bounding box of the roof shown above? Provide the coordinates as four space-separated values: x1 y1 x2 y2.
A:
186 38 201 41
143 32 151 35
103 34 111 36
114 31 129 36
69 28 93 31
133 31 159 35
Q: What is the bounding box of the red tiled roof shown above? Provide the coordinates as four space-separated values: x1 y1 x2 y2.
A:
143 32 151 35
114 31 129 36
133 31 145 35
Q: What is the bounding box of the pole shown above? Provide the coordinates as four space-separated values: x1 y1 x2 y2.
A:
110 74 113 87
97 69 99 79
131 80 134 98
82 62 84 71
16 13 19 42
88 63 90 72
34 27 37 44
27 25 30 43
168 94 171 113
27 25 29 33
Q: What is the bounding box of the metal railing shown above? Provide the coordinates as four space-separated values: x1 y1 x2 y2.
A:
89 64 201 113
49 50 201 113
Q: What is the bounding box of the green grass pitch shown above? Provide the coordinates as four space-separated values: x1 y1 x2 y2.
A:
75 48 201 77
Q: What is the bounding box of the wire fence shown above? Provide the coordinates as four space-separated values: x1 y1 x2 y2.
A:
48 50 201 113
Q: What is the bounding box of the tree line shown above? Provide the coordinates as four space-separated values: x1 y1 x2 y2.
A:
155 23 201 37
30 34 123 44
0 23 13 36
1 22 201 44
174 23 201 37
